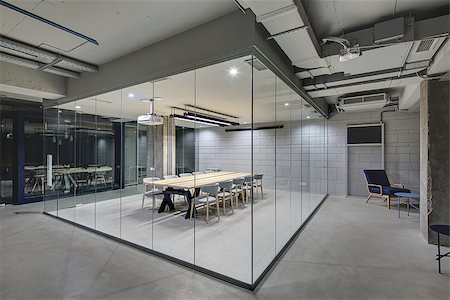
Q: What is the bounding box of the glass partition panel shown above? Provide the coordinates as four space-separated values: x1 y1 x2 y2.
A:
94 93 121 237
121 85 153 249
43 105 59 214
151 71 195 264
289 89 303 234
252 57 276 279
195 56 252 283
301 100 311 220
275 77 292 253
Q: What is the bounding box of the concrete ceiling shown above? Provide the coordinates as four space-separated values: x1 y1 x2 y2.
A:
1 0 236 65
59 55 318 125
301 0 449 39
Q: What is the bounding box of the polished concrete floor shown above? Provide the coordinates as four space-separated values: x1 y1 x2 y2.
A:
49 188 325 284
1 196 448 299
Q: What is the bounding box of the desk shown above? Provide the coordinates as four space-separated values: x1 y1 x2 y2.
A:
429 224 450 274
151 172 251 219
394 192 419 218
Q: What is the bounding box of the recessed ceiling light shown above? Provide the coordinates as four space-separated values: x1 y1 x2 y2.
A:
128 93 134 98
228 67 239 77
58 110 62 113
284 103 289 106
75 105 81 109
306 116 310 119
243 121 247 124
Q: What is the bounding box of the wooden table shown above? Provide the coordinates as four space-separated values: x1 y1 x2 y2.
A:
151 171 251 218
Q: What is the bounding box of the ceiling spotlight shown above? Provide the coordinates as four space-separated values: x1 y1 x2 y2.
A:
243 121 247 124
128 93 134 98
228 67 239 77
75 105 81 109
284 103 289 106
306 116 311 119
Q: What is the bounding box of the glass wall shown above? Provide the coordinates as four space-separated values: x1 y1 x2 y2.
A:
43 54 327 286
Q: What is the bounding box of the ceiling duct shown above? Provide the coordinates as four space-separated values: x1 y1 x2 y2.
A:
336 93 389 112
0 36 97 74
0 51 80 78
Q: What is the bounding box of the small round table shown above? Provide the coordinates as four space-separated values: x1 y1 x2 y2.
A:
394 192 419 218
429 224 450 274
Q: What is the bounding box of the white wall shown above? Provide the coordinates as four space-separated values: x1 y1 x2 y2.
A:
327 110 420 196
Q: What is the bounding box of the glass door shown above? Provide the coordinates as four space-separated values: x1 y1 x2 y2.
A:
43 104 60 214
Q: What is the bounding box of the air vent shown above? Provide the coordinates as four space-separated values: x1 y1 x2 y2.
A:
416 39 435 52
245 58 268 71
336 93 388 112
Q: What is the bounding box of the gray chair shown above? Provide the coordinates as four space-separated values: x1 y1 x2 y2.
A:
253 173 264 199
243 175 253 204
192 171 205 175
232 178 245 208
163 175 178 179
142 177 162 209
218 180 233 214
191 183 220 223
179 173 193 177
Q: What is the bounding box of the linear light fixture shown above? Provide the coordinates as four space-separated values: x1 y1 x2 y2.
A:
171 115 220 127
183 112 239 126
225 125 283 132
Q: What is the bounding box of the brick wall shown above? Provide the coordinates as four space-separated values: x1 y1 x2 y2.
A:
327 110 420 196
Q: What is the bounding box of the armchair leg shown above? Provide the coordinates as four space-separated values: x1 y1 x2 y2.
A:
366 194 372 203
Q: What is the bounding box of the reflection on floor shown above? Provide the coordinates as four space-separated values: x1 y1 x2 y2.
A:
52 188 325 283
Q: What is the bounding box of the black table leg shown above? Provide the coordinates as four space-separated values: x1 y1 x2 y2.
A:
438 233 441 274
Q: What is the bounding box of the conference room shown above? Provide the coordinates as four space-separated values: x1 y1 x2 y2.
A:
43 54 327 285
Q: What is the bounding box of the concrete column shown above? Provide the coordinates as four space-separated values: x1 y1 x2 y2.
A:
146 125 163 179
420 80 450 246
146 117 176 179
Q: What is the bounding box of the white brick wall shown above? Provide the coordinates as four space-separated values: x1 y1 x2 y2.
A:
327 110 420 196
197 119 327 195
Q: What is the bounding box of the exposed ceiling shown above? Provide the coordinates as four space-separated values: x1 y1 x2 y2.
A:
301 0 449 39
58 56 319 125
239 0 450 112
0 0 236 65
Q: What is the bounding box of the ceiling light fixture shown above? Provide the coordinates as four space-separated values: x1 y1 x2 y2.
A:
284 103 289 106
75 105 81 109
228 67 239 77
128 93 134 98
306 116 311 119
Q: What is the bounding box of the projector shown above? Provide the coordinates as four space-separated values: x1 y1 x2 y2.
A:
137 113 164 126
339 46 361 62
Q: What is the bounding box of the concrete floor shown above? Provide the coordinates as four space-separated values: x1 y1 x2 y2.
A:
1 196 448 299
50 188 324 284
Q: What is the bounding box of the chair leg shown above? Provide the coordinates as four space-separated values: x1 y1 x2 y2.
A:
387 196 391 209
260 184 263 198
366 194 372 203
152 195 156 210
216 195 220 219
206 200 209 224
222 195 226 215
142 191 145 208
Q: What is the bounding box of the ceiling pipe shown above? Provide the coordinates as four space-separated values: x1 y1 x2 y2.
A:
0 51 80 78
0 36 97 73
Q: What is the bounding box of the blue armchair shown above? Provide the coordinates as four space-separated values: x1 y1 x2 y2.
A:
363 170 411 209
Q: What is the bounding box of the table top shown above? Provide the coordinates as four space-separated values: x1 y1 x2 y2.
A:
151 171 251 189
430 224 450 236
394 192 420 199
